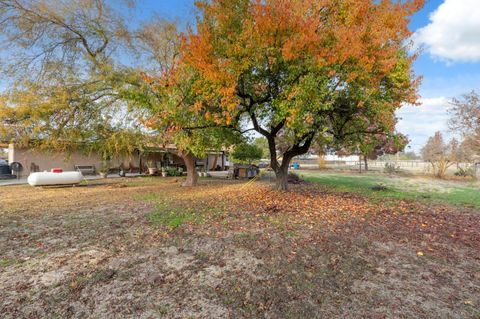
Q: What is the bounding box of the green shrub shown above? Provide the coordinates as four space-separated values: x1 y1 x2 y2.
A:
231 143 263 164
165 167 182 176
454 166 475 177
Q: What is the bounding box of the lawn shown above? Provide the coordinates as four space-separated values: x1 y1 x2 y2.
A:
300 170 480 208
0 177 479 318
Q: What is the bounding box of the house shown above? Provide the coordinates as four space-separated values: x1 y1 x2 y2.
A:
3 142 231 178
3 142 136 177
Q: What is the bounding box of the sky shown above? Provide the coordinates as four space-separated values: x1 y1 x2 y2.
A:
128 0 480 153
400 0 480 152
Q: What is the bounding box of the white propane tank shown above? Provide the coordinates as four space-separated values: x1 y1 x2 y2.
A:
27 171 84 186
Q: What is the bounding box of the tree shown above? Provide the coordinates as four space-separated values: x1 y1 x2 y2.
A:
421 132 458 178
454 140 476 165
399 151 420 161
122 22 240 187
0 1 234 186
337 132 408 171
0 0 144 162
182 0 423 190
252 137 269 159
231 143 263 164
124 68 239 186
448 91 480 160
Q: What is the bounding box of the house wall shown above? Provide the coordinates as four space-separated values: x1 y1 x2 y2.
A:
143 152 184 168
7 143 230 176
205 153 228 171
9 144 140 177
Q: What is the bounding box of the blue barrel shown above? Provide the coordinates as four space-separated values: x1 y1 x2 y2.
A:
292 162 300 170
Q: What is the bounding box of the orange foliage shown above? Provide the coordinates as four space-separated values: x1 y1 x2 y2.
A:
182 0 423 126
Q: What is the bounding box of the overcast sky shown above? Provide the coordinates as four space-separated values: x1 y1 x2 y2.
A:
124 0 480 152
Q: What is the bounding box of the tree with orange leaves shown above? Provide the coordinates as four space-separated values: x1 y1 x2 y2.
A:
183 0 423 190
121 21 241 186
122 65 240 187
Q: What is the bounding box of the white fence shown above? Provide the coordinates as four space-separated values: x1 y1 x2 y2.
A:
294 158 477 175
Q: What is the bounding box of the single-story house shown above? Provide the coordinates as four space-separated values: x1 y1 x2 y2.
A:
2 142 231 177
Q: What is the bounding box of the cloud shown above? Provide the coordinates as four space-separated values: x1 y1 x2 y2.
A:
396 97 452 152
413 0 480 62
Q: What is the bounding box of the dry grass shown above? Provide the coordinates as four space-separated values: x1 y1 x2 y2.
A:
0 177 479 318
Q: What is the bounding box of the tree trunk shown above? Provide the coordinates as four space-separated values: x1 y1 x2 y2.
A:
364 156 369 171
264 130 313 191
180 151 198 187
274 152 294 190
274 165 289 191
265 135 287 190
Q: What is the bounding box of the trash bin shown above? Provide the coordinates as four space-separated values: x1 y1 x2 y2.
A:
292 162 300 170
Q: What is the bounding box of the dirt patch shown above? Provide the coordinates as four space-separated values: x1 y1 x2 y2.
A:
0 178 479 318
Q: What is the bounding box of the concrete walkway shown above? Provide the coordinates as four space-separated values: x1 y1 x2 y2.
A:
0 173 143 186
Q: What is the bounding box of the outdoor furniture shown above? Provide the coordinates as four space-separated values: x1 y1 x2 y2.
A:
74 165 96 175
